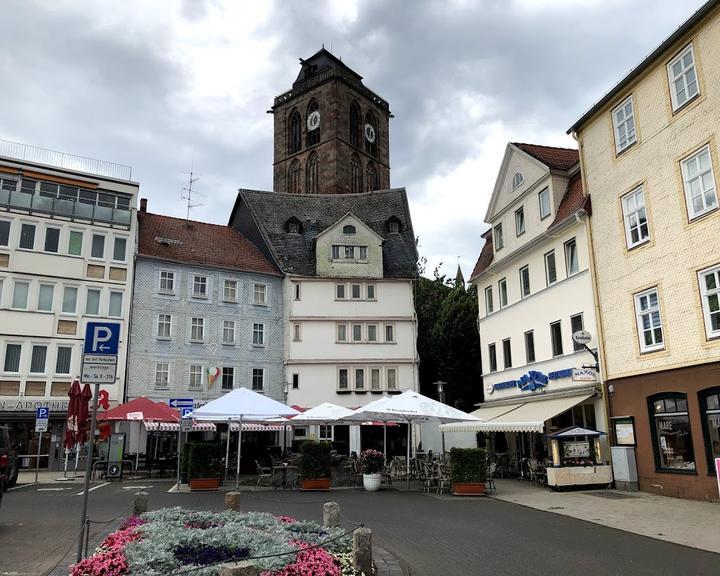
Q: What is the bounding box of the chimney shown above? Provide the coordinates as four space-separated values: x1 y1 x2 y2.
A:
140 198 147 212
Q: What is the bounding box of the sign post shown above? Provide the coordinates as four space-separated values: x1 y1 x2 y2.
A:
34 407 49 484
77 322 120 563
169 399 193 489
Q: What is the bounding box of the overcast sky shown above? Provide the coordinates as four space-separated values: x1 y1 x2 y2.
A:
0 0 707 278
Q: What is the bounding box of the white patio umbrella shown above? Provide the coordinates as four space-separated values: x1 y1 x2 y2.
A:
185 388 299 489
345 390 479 486
289 402 355 425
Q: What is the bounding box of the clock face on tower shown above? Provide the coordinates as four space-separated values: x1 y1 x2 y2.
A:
364 123 376 143
307 110 320 132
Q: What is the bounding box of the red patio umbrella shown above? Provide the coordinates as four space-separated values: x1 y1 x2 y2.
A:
99 397 179 422
77 383 93 445
64 379 82 450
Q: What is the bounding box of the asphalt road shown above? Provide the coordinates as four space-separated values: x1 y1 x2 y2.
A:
1 481 718 576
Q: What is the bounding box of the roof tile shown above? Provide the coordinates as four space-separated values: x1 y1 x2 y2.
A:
549 172 589 228
470 231 494 281
513 143 579 171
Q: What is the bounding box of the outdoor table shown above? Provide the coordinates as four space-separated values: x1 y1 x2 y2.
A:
272 464 298 489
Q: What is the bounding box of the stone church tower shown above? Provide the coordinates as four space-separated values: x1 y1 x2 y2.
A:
272 48 391 195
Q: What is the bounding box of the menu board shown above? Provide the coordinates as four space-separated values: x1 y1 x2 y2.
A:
614 418 636 446
563 441 591 459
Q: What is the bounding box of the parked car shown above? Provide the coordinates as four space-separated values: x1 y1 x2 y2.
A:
0 426 19 491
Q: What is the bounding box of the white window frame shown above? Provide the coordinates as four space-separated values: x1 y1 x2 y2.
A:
37 283 54 312
337 367 350 391
55 345 72 375
519 265 530 298
370 367 382 391
612 95 637 154
11 280 30 310
539 187 551 220
634 288 665 352
112 236 128 263
622 185 651 248
564 238 579 276
512 171 524 190
108 291 123 317
293 323 301 342
335 283 346 300
29 343 48 375
2 343 22 374
344 245 355 259
366 284 376 300
43 225 61 254
90 233 105 260
189 364 203 389
367 324 378 342
354 367 365 391
253 283 267 306
681 145 718 220
154 363 170 388
384 323 395 343
698 265 720 339
252 368 264 391
515 206 525 236
252 322 265 346
331 245 341 260
667 44 699 112
190 317 205 342
336 323 348 342
157 314 172 339
494 224 504 250
223 320 237 345
159 270 176 295
358 246 368 260
223 279 238 303
221 367 235 391
386 367 398 391
485 286 494 315
318 424 333 441
0 218 11 247
350 283 362 300
550 321 563 357
192 275 208 299
352 323 363 342
85 287 101 316
68 229 83 256
497 278 507 308
544 250 557 286
61 285 78 315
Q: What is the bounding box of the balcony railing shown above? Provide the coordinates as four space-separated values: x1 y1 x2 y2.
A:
0 139 133 181
0 187 131 226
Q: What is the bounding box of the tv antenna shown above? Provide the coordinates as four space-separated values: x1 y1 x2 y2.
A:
181 169 202 221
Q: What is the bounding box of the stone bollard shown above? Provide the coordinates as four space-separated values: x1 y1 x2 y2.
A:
133 492 148 516
352 527 372 575
323 501 340 528
225 491 242 512
219 561 260 576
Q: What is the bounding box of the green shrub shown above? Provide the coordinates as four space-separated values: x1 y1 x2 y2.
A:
298 440 332 479
186 442 223 479
449 447 487 483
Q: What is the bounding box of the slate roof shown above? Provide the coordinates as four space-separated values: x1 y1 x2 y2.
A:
137 210 281 275
230 188 418 278
295 47 363 85
470 230 493 282
513 143 579 171
549 172 590 229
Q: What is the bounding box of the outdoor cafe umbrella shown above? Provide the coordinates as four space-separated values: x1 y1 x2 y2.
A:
186 387 299 489
59 380 86 479
345 390 479 486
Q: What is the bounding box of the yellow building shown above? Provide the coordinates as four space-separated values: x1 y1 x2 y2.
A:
569 0 720 500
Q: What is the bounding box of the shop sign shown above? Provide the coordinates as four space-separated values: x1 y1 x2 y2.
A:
487 367 576 394
572 368 597 382
0 399 69 412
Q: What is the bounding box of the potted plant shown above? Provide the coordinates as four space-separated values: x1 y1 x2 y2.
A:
449 447 487 496
359 449 384 492
187 442 223 491
298 440 332 490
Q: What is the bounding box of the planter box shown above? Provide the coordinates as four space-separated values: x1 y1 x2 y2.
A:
363 473 382 492
301 478 331 491
453 482 486 496
189 477 221 491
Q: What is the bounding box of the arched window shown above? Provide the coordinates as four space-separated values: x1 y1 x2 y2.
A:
699 387 720 474
342 224 356 235
364 111 377 156
349 100 361 148
287 160 302 194
366 162 378 192
350 153 362 194
306 99 320 147
305 152 319 195
512 172 524 189
288 108 302 155
647 393 696 472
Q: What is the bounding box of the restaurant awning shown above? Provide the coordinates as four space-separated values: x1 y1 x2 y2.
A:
439 393 594 433
438 402 524 433
144 421 283 432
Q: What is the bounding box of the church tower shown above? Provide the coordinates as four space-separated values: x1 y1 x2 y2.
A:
272 48 391 195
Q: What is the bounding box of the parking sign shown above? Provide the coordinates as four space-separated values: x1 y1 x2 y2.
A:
35 406 49 432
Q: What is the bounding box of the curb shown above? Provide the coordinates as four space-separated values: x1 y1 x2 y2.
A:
375 545 404 576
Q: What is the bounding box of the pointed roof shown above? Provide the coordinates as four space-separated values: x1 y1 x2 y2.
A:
470 230 493 282
548 172 590 229
512 143 579 171
137 209 281 276
295 47 363 84
455 264 465 287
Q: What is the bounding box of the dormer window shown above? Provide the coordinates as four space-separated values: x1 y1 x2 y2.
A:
512 172 524 189
343 224 356 235
386 216 402 234
286 217 302 234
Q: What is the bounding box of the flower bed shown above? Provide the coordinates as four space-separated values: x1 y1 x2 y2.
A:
70 508 374 576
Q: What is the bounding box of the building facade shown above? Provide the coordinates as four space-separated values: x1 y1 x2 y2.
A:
127 203 285 409
445 143 607 468
570 0 720 499
0 140 138 469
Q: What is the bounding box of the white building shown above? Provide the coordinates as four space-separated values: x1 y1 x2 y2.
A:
230 188 419 454
442 143 607 463
0 140 138 470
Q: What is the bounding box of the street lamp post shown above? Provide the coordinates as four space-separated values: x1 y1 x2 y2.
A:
434 380 448 457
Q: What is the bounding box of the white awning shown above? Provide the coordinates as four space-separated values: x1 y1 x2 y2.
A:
439 402 524 432
439 394 594 433
144 422 283 432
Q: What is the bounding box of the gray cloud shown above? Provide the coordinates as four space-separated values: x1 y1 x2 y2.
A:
0 0 707 277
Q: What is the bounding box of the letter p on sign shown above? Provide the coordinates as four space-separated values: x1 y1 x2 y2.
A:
84 322 120 355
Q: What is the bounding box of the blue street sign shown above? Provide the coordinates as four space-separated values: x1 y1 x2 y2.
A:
36 407 49 420
169 398 194 409
181 407 193 418
83 322 121 355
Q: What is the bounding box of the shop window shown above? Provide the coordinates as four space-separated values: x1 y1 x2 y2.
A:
647 393 696 473
699 387 720 475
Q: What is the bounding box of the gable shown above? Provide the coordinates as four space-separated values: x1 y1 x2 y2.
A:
316 212 384 278
484 144 549 222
